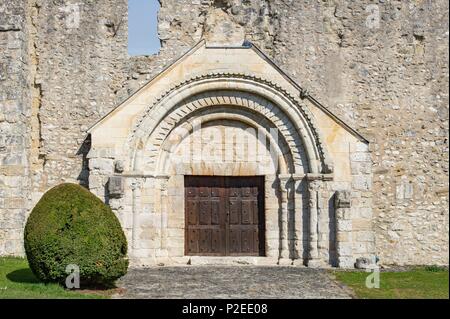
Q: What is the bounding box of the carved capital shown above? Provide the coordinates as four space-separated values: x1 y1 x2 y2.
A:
114 160 125 173
335 191 351 209
130 178 143 191
108 176 124 198
307 178 322 192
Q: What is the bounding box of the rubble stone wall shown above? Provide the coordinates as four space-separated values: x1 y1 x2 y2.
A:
0 0 448 265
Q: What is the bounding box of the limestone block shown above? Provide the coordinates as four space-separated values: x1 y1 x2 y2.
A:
352 175 372 191
353 242 368 254
89 158 114 173
155 249 169 258
352 219 372 231
337 220 352 232
166 247 184 257
338 257 355 269
356 231 375 242
108 176 124 198
336 243 353 257
350 152 371 162
352 207 372 219
336 232 352 242
351 161 372 175
354 142 369 153
396 181 414 201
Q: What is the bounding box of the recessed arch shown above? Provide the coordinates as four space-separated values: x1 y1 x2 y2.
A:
127 73 334 175
86 45 373 268
157 110 293 175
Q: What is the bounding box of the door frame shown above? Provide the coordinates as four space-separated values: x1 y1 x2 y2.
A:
184 175 266 257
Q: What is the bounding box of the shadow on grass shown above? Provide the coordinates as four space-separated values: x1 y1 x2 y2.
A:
7 268 40 284
6 267 120 298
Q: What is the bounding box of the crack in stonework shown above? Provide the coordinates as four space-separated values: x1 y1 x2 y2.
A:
0 28 21 32
28 0 46 173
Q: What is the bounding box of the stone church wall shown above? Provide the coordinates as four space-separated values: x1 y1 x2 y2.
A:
0 0 32 255
0 0 448 265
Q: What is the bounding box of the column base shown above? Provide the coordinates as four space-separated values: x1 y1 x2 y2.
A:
277 258 293 266
292 259 306 267
306 259 324 268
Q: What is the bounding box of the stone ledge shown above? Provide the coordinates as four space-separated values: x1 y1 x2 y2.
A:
189 256 280 266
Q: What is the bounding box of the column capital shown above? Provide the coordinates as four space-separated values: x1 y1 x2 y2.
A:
306 173 333 181
130 179 143 191
335 190 351 209
278 173 309 182
292 173 306 181
278 174 292 181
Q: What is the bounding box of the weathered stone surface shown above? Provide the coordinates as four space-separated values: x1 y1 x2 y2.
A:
0 0 31 257
355 257 376 270
0 0 448 267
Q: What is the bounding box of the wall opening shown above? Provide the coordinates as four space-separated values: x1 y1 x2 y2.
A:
128 0 161 56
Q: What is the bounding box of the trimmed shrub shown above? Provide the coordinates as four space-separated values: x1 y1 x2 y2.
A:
24 183 128 287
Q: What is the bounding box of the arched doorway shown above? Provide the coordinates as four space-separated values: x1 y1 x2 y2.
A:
87 42 373 268
126 77 331 266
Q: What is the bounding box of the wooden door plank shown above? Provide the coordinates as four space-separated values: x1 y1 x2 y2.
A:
185 176 265 257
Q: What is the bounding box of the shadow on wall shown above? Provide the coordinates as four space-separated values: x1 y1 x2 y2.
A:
328 193 338 267
76 134 91 189
300 179 309 264
273 177 311 264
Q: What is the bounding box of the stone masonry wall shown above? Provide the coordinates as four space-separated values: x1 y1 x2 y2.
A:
0 0 448 265
0 0 31 255
141 0 450 266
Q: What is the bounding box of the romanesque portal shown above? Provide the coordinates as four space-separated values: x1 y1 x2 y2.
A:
87 41 373 268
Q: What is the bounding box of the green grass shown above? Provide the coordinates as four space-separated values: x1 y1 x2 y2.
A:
333 267 449 299
0 257 108 299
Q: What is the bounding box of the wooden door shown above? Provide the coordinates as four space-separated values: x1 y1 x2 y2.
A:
185 176 265 256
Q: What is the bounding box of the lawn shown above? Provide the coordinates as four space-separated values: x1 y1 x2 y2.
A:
0 257 109 299
333 267 449 299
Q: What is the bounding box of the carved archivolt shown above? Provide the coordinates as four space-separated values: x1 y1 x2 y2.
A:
157 111 292 175
149 92 306 174
127 73 333 174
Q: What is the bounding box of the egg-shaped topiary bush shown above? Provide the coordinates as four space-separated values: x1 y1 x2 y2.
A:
24 183 128 287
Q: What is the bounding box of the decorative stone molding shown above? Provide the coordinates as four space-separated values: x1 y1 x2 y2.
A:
114 160 125 173
85 58 373 267
306 173 334 182
307 179 322 268
278 174 292 262
127 72 333 175
300 88 309 100
156 107 296 175
335 191 351 209
108 176 124 198
131 179 143 253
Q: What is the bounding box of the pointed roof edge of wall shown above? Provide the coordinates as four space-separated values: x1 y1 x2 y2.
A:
87 39 369 144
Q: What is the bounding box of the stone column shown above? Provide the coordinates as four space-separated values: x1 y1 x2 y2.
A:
264 174 279 258
278 174 291 264
307 176 322 267
158 176 170 259
131 179 143 255
335 190 353 268
292 174 306 265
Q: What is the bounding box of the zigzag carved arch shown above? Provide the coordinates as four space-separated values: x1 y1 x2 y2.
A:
127 73 333 175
